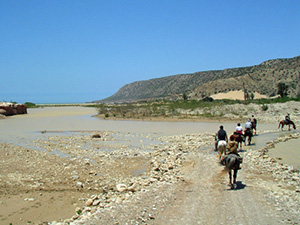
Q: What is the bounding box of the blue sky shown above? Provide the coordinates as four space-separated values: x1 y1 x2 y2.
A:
1 0 299 103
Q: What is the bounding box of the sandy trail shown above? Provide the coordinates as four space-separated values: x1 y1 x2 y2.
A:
153 149 283 225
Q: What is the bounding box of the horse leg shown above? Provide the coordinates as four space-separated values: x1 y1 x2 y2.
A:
233 169 238 189
228 170 233 189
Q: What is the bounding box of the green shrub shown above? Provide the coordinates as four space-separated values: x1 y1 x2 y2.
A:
261 104 268 111
24 102 36 108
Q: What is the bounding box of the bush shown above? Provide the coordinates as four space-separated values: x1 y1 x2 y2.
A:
24 102 36 108
261 104 268 111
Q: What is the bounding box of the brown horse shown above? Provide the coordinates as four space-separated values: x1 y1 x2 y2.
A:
230 132 244 149
278 120 296 131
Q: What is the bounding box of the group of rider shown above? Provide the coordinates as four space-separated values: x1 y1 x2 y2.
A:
215 113 292 170
214 116 258 170
215 115 257 152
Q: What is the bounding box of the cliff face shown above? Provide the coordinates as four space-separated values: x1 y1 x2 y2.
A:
95 56 300 103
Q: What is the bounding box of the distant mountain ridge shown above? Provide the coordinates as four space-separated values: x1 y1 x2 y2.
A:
94 55 300 103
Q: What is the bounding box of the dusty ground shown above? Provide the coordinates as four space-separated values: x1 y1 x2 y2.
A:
1 131 299 225
0 132 151 225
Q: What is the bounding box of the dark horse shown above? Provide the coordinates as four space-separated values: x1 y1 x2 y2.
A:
278 120 296 131
244 128 252 146
230 132 244 149
220 154 242 189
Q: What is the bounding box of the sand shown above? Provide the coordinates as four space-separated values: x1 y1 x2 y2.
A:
211 90 271 100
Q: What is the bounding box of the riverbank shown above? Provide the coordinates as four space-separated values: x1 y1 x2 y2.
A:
95 101 300 124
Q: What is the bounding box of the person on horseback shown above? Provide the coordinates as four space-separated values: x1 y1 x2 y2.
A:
251 115 257 135
245 119 252 130
285 113 291 124
235 123 243 135
223 136 242 171
215 125 228 151
227 135 240 156
244 119 253 145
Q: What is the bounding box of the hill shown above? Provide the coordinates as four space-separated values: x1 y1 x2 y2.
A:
94 55 300 103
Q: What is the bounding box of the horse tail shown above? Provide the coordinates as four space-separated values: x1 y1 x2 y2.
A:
278 121 282 129
218 169 228 177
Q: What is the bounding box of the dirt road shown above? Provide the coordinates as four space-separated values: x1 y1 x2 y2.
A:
80 138 299 225
153 149 287 225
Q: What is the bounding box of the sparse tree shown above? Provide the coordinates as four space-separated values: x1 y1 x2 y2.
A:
277 82 289 98
183 93 188 101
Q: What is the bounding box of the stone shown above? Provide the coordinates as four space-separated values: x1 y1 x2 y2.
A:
116 184 127 192
85 199 93 206
76 182 84 188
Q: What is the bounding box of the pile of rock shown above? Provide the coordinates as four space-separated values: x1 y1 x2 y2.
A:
0 102 27 116
66 134 197 224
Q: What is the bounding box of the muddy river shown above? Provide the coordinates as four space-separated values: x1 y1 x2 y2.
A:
1 106 299 169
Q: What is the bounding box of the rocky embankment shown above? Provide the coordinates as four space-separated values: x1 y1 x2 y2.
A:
178 101 300 124
0 102 27 117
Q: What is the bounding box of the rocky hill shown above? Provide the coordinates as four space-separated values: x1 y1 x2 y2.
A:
94 55 300 103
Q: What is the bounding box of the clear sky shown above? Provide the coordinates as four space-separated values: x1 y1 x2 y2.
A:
1 0 299 103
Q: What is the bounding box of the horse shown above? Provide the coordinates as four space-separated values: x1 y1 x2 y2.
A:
217 140 227 159
278 120 296 131
220 154 242 189
244 128 252 146
230 133 244 150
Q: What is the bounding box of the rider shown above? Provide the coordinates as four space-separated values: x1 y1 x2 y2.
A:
285 113 291 124
251 115 257 135
215 125 228 151
226 135 241 170
227 135 240 156
235 123 243 135
245 119 252 130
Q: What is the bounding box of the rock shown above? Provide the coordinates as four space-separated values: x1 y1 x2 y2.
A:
85 199 93 206
92 199 101 206
76 182 84 188
128 183 139 192
116 184 127 192
92 134 101 138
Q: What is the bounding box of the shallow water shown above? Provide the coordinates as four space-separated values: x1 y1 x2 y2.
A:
0 107 277 141
268 139 300 170
1 106 298 168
